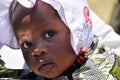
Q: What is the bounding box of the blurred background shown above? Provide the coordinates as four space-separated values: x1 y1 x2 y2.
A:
88 0 120 34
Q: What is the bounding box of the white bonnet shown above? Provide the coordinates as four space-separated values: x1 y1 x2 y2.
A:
4 0 94 55
40 0 94 54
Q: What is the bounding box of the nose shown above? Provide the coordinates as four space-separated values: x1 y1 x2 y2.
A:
32 45 48 57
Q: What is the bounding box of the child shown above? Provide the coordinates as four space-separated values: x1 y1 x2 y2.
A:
8 0 120 79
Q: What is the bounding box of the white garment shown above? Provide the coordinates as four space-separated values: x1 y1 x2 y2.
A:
0 0 18 48
0 0 120 69
91 10 120 52
0 0 28 69
0 0 13 46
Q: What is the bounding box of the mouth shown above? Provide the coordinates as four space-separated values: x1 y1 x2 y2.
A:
38 60 54 72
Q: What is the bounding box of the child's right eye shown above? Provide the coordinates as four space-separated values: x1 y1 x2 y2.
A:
22 41 32 49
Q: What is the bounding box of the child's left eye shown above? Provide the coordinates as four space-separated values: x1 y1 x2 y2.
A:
44 31 56 39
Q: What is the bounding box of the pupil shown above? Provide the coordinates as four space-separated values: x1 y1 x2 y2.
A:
26 42 32 47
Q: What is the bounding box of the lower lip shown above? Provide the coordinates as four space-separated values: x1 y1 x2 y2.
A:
38 63 54 72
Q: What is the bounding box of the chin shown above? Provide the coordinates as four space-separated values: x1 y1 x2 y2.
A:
40 72 62 79
44 74 59 79
35 69 62 78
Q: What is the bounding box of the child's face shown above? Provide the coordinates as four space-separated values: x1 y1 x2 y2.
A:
14 1 77 78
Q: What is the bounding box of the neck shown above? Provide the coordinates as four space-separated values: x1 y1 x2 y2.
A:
61 53 87 78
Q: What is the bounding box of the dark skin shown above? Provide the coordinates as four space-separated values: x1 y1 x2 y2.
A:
12 1 77 78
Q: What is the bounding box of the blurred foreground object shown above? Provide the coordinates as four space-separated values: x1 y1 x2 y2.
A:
110 0 120 34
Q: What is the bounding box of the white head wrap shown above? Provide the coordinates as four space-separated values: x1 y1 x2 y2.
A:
1 0 94 55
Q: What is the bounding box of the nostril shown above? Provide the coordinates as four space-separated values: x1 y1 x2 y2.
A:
34 48 40 52
32 48 48 57
32 48 40 57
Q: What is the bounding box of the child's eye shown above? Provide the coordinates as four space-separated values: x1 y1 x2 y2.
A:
44 31 56 39
22 41 32 49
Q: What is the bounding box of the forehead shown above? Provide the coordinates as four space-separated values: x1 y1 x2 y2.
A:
31 1 60 21
12 0 60 27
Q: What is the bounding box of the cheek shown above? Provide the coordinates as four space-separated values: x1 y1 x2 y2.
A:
50 42 76 69
52 52 76 77
50 33 76 64
22 50 34 67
